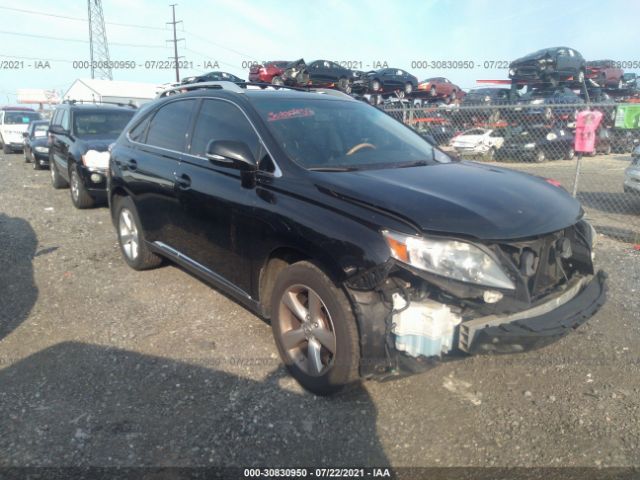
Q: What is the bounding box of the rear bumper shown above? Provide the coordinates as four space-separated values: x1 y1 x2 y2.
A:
459 271 607 354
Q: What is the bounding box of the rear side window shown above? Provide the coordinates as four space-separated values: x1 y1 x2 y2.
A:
190 99 259 159
128 115 151 142
146 99 196 152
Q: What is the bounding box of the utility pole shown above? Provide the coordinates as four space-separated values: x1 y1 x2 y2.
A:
167 4 183 83
87 0 113 80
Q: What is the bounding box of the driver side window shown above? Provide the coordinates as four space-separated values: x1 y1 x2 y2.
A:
190 99 271 171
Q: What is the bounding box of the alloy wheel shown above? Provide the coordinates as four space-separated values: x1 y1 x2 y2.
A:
277 284 337 377
119 208 140 261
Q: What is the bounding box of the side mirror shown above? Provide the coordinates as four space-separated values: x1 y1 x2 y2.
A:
206 140 257 172
49 125 69 136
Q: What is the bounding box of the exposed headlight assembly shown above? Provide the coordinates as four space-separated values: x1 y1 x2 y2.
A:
81 149 110 169
34 146 49 153
383 230 515 290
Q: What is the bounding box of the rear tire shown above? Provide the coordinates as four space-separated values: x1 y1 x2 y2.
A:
113 195 162 271
270 261 360 396
534 150 546 163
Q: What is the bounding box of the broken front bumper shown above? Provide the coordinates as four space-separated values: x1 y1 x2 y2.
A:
459 271 607 354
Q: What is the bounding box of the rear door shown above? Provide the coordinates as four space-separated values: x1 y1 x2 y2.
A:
121 98 197 245
174 98 264 294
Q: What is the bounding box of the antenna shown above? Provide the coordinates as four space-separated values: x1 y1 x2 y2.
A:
87 0 113 80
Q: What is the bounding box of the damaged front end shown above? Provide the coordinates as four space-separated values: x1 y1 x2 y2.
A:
282 58 310 86
344 219 607 378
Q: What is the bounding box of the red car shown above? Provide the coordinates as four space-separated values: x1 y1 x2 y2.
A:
586 60 624 89
248 60 289 84
417 77 464 103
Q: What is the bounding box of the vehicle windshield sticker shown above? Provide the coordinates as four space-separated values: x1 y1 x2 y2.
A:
267 108 315 122
22 117 31 123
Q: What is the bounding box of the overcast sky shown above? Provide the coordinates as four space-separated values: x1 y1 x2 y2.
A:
0 0 638 103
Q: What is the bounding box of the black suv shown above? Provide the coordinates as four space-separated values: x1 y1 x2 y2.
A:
49 101 135 208
108 82 606 395
509 47 586 87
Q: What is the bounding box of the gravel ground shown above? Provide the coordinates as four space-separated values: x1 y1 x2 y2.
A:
0 151 639 468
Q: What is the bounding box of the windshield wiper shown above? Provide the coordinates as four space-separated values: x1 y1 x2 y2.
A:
394 160 430 169
308 166 359 172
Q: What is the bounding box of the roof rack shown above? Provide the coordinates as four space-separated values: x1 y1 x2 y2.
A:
61 99 138 109
157 80 356 100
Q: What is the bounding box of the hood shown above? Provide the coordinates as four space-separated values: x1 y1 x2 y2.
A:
511 50 549 65
76 136 114 152
311 161 582 240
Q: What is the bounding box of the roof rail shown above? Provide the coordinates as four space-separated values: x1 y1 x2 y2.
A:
157 81 246 97
61 99 138 109
310 88 354 99
156 80 356 100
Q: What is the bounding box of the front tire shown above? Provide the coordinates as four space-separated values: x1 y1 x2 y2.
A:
337 77 351 94
404 82 413 95
270 261 360 396
69 165 95 209
534 150 546 163
271 76 284 86
564 148 575 160
114 195 162 271
50 158 68 189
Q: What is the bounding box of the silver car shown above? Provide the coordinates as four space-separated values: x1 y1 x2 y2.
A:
624 146 640 195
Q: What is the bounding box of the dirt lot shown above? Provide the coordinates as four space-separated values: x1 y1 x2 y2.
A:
1 152 639 469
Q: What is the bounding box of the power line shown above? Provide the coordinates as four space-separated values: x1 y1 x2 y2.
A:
0 5 168 31
183 29 260 62
0 29 166 48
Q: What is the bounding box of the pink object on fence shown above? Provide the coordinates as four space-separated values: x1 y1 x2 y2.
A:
574 110 603 153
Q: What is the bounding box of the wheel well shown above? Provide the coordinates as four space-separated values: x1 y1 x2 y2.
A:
259 247 310 319
109 186 128 223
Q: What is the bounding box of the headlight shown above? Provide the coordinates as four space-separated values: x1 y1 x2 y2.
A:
81 149 110 169
546 133 557 141
530 99 544 105
34 146 49 153
509 68 515 76
382 230 515 290
524 143 536 149
484 96 491 102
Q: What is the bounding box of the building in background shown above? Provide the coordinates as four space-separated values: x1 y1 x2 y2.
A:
63 79 159 106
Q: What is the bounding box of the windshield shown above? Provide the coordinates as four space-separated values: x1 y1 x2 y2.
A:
252 98 449 170
4 111 41 125
32 123 49 136
72 110 135 136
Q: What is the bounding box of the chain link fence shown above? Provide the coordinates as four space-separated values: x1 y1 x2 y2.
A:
381 101 640 243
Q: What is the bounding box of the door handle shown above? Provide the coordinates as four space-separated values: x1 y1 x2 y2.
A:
176 173 191 189
125 159 137 170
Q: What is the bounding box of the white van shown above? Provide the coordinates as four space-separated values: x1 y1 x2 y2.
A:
0 107 43 154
